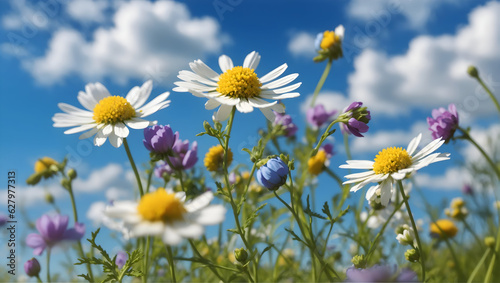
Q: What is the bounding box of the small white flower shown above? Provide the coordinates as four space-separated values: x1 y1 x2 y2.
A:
52 80 170 148
105 188 226 245
396 226 415 246
340 133 450 206
173 51 301 122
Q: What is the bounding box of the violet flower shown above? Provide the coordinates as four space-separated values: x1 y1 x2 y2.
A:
274 112 298 137
143 125 177 154
345 264 417 282
0 214 7 227
306 104 337 128
340 102 371 137
462 184 474 195
154 138 198 175
115 251 128 269
24 258 41 277
427 104 459 143
26 214 85 256
256 157 289 191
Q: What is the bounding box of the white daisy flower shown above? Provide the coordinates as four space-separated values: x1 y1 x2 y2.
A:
340 133 450 206
104 188 226 245
173 51 301 121
52 80 170 148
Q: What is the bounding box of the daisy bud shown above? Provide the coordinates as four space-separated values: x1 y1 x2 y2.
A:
314 25 345 62
24 258 41 277
67 168 77 180
467 65 479 78
405 249 420 262
396 228 415 246
44 192 54 204
351 254 367 269
485 236 495 248
234 248 248 263
26 174 42 186
256 157 289 191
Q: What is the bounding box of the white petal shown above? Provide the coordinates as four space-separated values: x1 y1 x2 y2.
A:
243 51 260 70
412 138 444 161
192 205 226 225
64 124 96 134
58 103 93 117
130 222 164 237
79 127 99 139
236 101 254 113
335 25 345 40
262 73 299 89
340 160 374 169
366 185 379 201
114 122 130 138
170 221 204 238
133 80 153 108
391 172 407 180
125 118 152 129
260 82 302 96
77 90 99 111
214 105 233 122
94 129 108 146
344 170 376 180
184 191 214 212
259 63 287 84
138 101 170 117
162 225 183 246
259 107 276 121
178 70 218 86
213 96 240 106
270 103 285 113
190 60 220 80
102 124 113 136
205 99 221 110
248 97 277 109
379 179 394 206
406 134 422 156
174 81 215 92
105 201 138 217
218 55 234 72
86 82 111 102
109 133 123 148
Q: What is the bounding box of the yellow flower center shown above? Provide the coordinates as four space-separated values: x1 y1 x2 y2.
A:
320 31 341 50
372 147 412 174
430 219 458 238
216 66 262 99
34 157 58 173
308 149 328 175
137 188 186 222
204 145 233 172
93 96 135 124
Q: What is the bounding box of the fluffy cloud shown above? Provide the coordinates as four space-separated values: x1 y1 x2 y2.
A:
346 0 455 30
347 1 500 118
66 0 109 24
288 32 317 58
73 163 126 193
2 0 52 30
300 91 353 114
23 0 227 85
415 167 471 190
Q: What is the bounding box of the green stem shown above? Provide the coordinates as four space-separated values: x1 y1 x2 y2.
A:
36 275 42 283
46 248 51 283
123 138 144 197
166 246 177 283
343 133 352 160
458 127 500 181
145 161 155 194
310 59 333 107
324 167 343 188
188 240 225 282
468 248 491 283
397 181 426 282
441 236 466 280
476 76 500 116
142 236 151 283
462 219 483 248
485 219 500 282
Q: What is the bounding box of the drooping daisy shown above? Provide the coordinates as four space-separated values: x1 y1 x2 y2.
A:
52 80 170 148
340 134 450 206
105 188 226 245
173 51 301 121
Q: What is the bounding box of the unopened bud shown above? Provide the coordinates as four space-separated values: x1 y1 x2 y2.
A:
67 168 77 180
485 236 495 248
45 193 54 204
26 174 42 186
467 66 479 78
405 249 420 262
61 179 71 190
351 254 366 269
234 248 248 263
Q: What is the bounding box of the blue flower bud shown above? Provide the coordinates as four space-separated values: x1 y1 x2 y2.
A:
256 157 289 190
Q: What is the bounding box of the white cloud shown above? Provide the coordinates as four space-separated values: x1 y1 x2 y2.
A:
23 0 227 85
300 91 353 114
288 32 317 58
347 1 500 118
2 0 51 30
73 163 123 192
0 183 66 208
346 0 455 30
415 167 471 190
66 0 108 24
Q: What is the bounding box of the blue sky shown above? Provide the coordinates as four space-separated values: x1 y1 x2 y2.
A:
1 0 500 279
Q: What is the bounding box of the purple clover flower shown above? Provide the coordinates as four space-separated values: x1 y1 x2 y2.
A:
256 157 289 191
462 184 474 195
274 112 298 137
427 104 459 143
307 104 337 128
143 125 177 154
154 137 198 175
345 264 417 282
26 214 85 256
115 251 128 269
0 214 8 227
24 258 41 277
340 102 371 137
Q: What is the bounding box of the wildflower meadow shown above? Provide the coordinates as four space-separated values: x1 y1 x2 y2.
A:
1 1 500 282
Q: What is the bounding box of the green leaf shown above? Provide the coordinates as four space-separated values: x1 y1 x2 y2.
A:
284 228 308 246
322 201 333 219
259 245 273 260
304 195 326 220
227 228 240 234
243 203 267 229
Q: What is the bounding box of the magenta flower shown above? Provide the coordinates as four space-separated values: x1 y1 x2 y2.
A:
274 112 298 137
26 214 85 256
340 102 371 137
155 137 198 175
306 104 337 128
427 104 459 143
24 258 41 277
143 125 177 154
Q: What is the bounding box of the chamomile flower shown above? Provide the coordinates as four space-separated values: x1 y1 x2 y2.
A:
52 80 170 148
173 51 301 121
340 134 450 206
105 188 226 245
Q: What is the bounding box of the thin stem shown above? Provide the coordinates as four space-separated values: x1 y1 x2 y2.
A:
476 76 500 116
468 248 491 283
145 161 155 194
343 133 352 160
310 59 333 107
188 240 225 282
324 167 343 188
462 219 483 248
166 246 177 283
123 138 144 197
397 180 426 282
46 248 51 283
485 217 500 283
458 127 500 181
164 157 186 192
142 236 151 283
36 275 42 283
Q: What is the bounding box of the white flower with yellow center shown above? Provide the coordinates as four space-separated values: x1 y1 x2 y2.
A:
52 80 170 148
340 134 450 206
105 188 226 245
173 51 301 121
